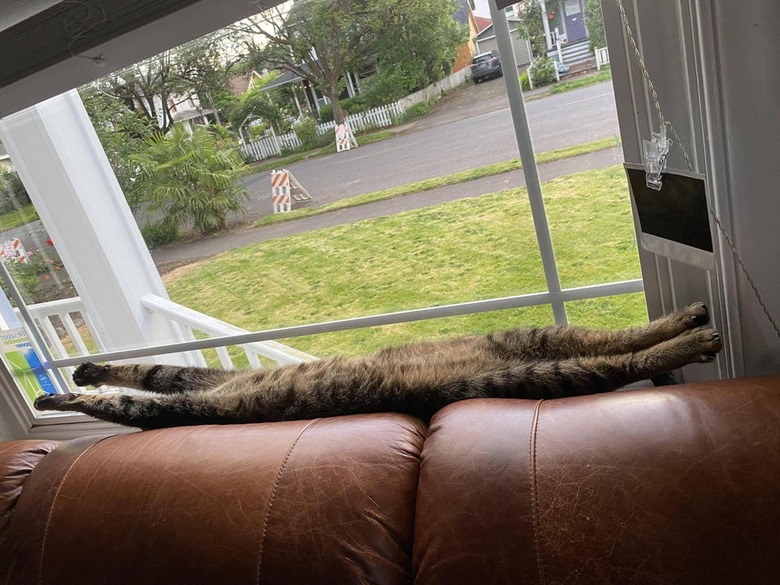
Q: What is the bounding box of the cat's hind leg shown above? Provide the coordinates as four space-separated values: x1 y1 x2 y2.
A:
33 391 233 429
490 302 711 359
473 326 722 400
72 362 238 394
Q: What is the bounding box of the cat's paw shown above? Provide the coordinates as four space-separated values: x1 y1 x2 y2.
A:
72 362 110 387
34 392 80 411
683 327 723 362
677 302 710 329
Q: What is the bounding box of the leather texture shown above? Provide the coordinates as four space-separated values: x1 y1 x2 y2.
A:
0 439 60 539
414 377 780 585
1 377 779 584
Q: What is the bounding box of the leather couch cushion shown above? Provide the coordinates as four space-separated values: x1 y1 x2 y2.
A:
0 439 60 538
414 377 780 585
4 414 425 585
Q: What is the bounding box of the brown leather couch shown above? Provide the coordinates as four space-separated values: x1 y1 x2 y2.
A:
1 376 779 584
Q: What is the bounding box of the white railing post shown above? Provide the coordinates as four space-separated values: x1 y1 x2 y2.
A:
0 90 202 366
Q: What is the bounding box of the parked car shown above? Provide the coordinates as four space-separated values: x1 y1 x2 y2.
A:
470 51 503 83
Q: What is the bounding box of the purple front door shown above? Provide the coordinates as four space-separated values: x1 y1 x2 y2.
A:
562 0 587 42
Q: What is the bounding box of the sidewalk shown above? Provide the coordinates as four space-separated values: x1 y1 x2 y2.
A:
152 147 624 271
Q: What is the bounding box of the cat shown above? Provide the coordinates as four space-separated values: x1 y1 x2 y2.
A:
34 302 722 430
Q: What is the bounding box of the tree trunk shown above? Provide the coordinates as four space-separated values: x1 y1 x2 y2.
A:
325 90 347 125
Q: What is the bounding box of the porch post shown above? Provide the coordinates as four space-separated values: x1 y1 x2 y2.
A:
0 90 200 366
539 0 554 51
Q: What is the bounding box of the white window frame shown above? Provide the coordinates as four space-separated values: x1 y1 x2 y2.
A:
1 0 649 441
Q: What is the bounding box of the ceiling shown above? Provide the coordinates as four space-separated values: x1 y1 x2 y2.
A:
0 0 277 117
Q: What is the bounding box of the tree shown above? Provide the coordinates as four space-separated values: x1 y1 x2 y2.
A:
236 0 464 124
129 126 250 235
584 0 607 52
92 33 238 134
365 0 467 105
516 0 547 59
227 73 289 135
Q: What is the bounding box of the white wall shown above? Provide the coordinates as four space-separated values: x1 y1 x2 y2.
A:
603 0 780 378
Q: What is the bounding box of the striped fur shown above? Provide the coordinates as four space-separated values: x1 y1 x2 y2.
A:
34 303 722 429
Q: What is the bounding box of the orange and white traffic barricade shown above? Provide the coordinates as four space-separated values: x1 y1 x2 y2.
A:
271 169 292 213
335 123 357 152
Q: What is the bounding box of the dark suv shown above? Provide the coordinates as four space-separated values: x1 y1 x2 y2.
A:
470 51 503 83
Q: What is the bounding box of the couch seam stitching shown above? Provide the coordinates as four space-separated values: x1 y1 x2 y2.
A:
255 419 319 585
530 399 546 585
38 437 110 585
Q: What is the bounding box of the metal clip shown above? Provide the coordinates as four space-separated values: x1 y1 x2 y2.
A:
643 123 672 191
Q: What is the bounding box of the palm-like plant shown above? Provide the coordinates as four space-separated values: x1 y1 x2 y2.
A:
131 125 249 235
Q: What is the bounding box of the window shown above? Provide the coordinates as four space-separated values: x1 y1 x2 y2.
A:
0 0 643 437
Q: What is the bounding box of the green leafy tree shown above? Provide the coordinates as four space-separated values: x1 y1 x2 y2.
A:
516 0 547 58
364 0 467 105
92 33 238 134
130 126 250 235
0 169 32 213
227 73 289 135
236 0 463 124
584 0 607 51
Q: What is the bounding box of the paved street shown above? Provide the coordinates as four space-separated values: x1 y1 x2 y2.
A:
240 81 619 216
152 147 624 269
1 78 623 269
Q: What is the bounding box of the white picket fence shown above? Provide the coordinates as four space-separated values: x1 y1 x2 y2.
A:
239 69 469 163
240 102 405 162
240 129 302 162
315 101 405 136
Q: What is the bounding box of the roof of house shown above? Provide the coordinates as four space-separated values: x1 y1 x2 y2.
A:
475 16 492 34
475 17 521 41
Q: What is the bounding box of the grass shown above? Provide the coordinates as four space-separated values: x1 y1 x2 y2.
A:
548 68 612 95
164 165 647 361
254 137 620 228
0 205 39 231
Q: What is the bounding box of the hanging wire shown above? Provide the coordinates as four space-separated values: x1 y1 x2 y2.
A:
611 0 780 341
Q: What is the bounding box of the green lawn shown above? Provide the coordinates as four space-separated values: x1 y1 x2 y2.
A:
0 205 39 231
255 137 620 228
165 165 647 360
548 68 612 95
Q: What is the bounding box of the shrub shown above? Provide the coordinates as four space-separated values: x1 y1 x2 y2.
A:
3 260 41 301
400 101 433 123
529 56 557 87
340 95 370 116
520 70 531 92
295 116 320 151
318 103 334 123
141 222 180 248
585 0 607 52
0 170 32 213
130 125 249 235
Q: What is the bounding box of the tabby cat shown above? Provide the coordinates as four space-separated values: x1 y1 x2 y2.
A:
34 302 722 429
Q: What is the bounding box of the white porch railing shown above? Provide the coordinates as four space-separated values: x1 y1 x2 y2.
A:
21 297 103 360
596 47 610 70
140 294 316 369
21 295 315 381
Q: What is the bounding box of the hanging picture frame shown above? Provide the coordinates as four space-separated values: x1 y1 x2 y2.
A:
624 163 715 270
